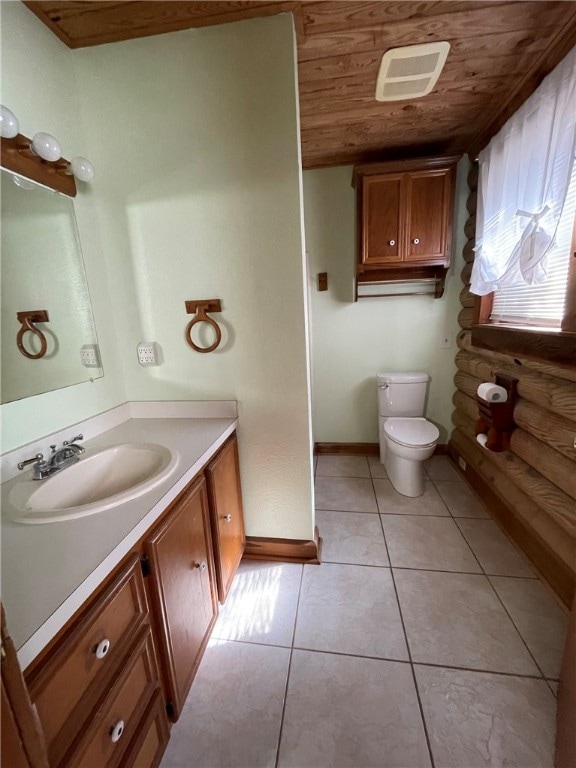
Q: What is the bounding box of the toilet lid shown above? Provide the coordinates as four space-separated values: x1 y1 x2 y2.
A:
384 417 439 447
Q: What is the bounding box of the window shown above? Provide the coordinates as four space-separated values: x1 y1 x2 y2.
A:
470 46 576 365
489 163 576 329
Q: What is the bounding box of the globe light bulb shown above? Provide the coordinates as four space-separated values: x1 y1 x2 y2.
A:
0 105 19 139
70 156 95 182
31 132 61 162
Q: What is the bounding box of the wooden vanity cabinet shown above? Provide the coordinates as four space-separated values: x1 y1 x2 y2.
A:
205 434 246 603
353 156 458 273
143 475 218 721
15 429 245 766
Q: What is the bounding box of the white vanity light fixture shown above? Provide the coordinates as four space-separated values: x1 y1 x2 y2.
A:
0 106 95 186
31 131 62 162
0 105 19 138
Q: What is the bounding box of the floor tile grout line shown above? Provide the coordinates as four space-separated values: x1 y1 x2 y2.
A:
289 645 554 681
310 557 540 580
483 574 549 681
274 565 305 768
274 648 293 768
372 475 436 768
317 507 498 519
447 512 490 576
208 635 559 683
452 515 538 580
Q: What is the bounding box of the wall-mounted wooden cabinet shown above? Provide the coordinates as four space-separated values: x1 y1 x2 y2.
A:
18 431 245 768
352 156 459 297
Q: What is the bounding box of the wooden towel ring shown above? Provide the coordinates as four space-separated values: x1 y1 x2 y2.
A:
16 310 49 360
184 300 222 353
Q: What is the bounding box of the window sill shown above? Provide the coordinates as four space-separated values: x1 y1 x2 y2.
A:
471 323 576 366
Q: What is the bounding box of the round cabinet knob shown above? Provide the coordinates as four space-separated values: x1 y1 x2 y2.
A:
195 562 207 572
93 639 111 659
109 720 124 744
223 514 232 523
412 238 420 245
388 240 396 246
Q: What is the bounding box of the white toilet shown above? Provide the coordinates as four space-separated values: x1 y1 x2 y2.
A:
377 372 439 497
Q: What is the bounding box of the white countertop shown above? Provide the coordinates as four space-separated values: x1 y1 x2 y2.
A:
1 413 237 668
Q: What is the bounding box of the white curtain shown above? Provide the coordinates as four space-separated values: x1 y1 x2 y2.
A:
471 46 576 296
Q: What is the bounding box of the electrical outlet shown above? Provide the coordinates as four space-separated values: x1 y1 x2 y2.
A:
80 344 100 368
440 332 452 349
137 341 159 366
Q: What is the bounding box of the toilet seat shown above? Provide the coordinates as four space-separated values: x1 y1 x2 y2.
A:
384 417 439 448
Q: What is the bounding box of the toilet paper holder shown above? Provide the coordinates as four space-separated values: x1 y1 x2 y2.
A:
475 373 518 452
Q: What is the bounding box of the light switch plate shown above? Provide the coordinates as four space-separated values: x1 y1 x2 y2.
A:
440 332 452 348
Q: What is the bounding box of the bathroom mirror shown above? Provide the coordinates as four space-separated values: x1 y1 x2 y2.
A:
1 168 103 403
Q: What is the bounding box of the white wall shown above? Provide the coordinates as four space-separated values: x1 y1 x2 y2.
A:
304 161 468 444
0 1 126 450
73 16 314 540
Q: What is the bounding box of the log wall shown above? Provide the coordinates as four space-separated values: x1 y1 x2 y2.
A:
450 163 576 606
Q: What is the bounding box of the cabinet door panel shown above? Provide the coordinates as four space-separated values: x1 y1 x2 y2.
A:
362 175 402 265
206 435 246 602
406 171 450 262
121 690 169 768
145 477 217 719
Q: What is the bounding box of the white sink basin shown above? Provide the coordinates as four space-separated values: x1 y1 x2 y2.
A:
9 443 179 524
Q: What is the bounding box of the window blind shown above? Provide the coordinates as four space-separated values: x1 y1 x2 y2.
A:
490 163 576 327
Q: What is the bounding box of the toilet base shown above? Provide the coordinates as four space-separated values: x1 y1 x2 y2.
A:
385 451 427 497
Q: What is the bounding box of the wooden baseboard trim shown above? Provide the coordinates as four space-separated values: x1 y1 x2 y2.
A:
244 527 322 564
449 442 575 608
314 442 448 456
314 442 379 455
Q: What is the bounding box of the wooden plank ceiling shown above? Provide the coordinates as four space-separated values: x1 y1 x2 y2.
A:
22 1 576 168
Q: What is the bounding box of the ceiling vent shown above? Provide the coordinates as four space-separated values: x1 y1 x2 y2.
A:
375 42 450 102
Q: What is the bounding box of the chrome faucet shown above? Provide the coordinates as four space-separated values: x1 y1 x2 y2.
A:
18 434 85 480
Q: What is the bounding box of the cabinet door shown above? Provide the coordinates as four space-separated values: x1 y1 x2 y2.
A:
406 169 452 263
361 174 402 266
144 476 217 720
205 435 246 603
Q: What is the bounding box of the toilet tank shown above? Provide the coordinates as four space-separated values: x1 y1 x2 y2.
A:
377 372 429 417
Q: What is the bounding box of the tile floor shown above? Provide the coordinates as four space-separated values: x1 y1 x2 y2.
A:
161 455 569 768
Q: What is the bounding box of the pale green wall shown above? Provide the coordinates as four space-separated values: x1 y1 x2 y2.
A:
72 16 314 539
0 1 126 449
304 160 468 444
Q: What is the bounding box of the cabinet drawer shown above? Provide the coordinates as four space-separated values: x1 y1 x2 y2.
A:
27 555 148 765
70 627 159 768
120 690 170 768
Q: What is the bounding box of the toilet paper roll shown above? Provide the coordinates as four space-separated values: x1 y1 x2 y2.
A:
476 433 488 447
477 382 508 402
